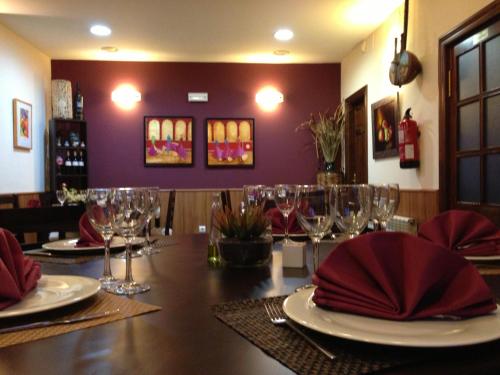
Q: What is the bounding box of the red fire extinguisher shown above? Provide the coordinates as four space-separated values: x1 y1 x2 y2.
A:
398 108 420 169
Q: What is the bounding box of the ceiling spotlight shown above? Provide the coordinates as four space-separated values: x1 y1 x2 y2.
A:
90 24 111 37
273 49 290 56
101 46 119 52
274 29 294 41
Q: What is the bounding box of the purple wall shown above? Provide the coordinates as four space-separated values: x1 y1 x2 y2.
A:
51 61 340 189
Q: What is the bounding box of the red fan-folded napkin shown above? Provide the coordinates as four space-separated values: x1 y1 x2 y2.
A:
76 213 104 247
0 228 41 310
418 210 500 256
312 232 497 320
265 207 303 234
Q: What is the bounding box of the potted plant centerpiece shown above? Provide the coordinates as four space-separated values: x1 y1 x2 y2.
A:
214 206 272 267
297 103 345 184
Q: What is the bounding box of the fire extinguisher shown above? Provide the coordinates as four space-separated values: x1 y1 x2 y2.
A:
398 108 420 169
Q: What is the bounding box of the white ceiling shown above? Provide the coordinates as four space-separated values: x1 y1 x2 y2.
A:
0 0 403 63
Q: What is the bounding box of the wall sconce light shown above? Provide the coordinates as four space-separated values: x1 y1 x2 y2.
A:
111 84 141 110
255 86 284 112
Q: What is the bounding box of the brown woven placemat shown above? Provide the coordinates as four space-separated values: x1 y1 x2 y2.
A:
213 296 435 375
0 291 161 348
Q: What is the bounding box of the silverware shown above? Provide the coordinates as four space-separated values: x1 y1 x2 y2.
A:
0 309 120 334
25 249 54 257
264 303 335 360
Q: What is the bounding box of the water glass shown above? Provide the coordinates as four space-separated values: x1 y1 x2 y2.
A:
332 184 372 238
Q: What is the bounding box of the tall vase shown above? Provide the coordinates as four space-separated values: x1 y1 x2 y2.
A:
317 162 342 186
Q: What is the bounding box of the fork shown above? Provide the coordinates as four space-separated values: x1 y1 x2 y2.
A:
264 303 335 360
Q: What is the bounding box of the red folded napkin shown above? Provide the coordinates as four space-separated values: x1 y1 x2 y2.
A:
312 232 496 321
0 228 41 310
418 210 500 256
265 207 303 234
76 213 104 247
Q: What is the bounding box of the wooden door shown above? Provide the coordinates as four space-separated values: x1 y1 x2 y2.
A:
345 86 368 183
440 3 500 224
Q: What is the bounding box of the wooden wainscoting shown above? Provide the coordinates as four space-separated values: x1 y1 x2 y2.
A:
396 189 439 226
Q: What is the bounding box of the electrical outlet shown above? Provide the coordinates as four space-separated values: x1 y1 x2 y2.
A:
198 225 206 233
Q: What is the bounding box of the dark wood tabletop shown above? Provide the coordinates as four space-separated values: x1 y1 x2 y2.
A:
0 234 499 375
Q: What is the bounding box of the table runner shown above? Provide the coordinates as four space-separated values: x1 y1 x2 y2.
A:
0 291 161 348
213 295 500 375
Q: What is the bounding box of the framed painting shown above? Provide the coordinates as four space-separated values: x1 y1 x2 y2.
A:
144 116 194 166
371 96 399 159
205 118 255 168
13 99 32 150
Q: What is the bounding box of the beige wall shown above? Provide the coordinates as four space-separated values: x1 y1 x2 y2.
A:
341 0 493 189
0 22 51 193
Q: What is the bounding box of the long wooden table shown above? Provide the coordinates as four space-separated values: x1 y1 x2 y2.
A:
0 234 499 374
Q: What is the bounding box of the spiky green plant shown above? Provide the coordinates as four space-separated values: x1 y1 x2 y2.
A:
214 206 269 241
296 103 345 164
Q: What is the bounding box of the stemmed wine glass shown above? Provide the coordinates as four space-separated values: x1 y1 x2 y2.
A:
138 187 161 255
56 189 66 206
110 187 150 295
332 184 372 238
243 185 266 209
86 188 118 292
295 185 334 272
372 184 400 231
274 184 297 243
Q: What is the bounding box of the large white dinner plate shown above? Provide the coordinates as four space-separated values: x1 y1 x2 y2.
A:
42 236 144 252
283 288 500 347
465 255 500 261
0 275 100 318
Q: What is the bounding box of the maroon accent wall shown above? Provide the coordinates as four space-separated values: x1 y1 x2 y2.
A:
51 61 340 189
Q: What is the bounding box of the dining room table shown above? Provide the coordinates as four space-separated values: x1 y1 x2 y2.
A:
1 234 500 375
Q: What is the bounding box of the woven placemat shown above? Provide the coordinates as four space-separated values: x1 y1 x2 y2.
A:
213 296 433 375
0 291 161 348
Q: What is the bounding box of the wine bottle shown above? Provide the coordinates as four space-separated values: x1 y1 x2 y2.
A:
74 82 84 120
72 151 79 173
64 151 72 173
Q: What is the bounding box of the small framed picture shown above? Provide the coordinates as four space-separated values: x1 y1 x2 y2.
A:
144 116 194 166
13 99 32 150
371 96 399 159
205 118 255 168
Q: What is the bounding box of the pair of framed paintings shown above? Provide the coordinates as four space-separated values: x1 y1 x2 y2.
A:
144 116 254 168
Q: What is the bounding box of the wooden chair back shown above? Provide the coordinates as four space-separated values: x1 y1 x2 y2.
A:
165 190 176 235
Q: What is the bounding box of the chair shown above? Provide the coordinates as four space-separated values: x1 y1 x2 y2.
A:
221 190 232 212
0 194 19 209
165 190 176 236
0 205 84 250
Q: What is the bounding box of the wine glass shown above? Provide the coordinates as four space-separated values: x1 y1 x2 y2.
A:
86 188 118 292
138 187 161 255
332 184 372 238
56 189 66 206
274 184 297 243
372 184 400 231
110 187 150 295
295 185 334 272
243 185 266 209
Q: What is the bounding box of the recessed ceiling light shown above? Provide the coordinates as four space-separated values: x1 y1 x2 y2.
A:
90 24 111 37
101 46 119 52
273 49 290 56
274 29 294 41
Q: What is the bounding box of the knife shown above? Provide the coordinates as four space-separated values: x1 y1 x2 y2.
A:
0 309 120 334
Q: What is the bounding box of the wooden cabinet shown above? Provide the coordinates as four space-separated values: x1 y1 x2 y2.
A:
49 119 88 191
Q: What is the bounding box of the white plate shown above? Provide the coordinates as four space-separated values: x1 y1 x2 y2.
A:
42 236 144 252
465 255 500 261
0 275 100 318
283 288 500 347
